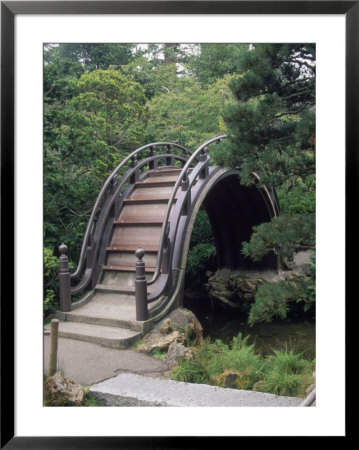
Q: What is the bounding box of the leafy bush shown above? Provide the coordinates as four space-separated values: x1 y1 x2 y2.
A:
189 209 214 247
186 243 216 289
185 209 216 289
277 180 316 216
44 247 60 317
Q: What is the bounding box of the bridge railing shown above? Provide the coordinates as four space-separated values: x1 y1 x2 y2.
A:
58 142 193 312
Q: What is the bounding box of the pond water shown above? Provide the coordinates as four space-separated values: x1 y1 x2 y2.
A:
183 295 315 361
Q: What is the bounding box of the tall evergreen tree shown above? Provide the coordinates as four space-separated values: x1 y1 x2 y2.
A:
211 44 316 323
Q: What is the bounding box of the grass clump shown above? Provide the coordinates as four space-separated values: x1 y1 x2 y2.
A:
253 348 314 397
169 334 265 390
168 333 314 398
150 347 167 360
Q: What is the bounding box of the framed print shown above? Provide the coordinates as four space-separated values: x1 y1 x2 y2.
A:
1 1 354 447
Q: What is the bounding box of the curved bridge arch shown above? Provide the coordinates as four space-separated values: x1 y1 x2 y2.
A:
57 136 280 347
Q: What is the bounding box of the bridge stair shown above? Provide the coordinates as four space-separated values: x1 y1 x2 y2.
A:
47 168 186 348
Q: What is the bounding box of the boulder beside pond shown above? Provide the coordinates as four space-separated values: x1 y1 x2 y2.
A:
138 307 203 354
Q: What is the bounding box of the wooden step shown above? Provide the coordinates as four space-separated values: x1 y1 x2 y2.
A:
148 168 183 177
123 197 174 205
141 175 178 184
111 225 161 249
118 203 174 223
113 218 163 226
103 264 156 273
106 245 159 252
148 167 193 177
135 179 176 188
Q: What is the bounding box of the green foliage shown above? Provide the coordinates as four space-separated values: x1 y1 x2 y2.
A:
144 75 235 149
187 44 249 85
43 247 60 317
186 243 217 289
44 69 147 259
277 177 315 216
185 210 216 289
169 334 314 397
254 349 314 397
248 280 294 325
150 348 167 360
189 209 214 247
248 251 316 325
122 59 192 99
241 214 315 264
45 43 135 72
170 334 264 388
212 44 315 188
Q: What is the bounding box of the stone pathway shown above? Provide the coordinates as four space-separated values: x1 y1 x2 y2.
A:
43 335 169 386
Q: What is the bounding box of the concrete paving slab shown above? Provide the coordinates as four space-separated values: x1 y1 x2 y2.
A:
90 373 303 407
43 336 169 385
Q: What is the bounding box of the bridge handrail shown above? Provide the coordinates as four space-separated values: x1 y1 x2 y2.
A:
147 135 227 287
70 141 192 279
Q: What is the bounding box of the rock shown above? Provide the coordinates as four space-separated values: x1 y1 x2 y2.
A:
159 318 173 334
139 308 203 354
164 342 196 368
234 275 265 301
138 330 184 353
206 269 239 308
163 308 203 344
44 372 86 406
216 370 241 388
206 265 314 310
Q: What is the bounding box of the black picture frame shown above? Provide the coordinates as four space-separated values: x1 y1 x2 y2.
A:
1 1 353 447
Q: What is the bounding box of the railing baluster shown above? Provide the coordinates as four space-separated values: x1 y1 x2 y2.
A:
199 147 209 179
135 248 148 321
150 145 158 170
166 144 174 166
181 172 191 215
130 155 139 184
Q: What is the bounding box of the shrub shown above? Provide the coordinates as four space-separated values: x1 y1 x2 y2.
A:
44 247 60 317
186 243 216 289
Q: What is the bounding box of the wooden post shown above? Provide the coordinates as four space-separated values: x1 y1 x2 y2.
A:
135 248 148 321
166 144 174 166
48 319 59 377
58 243 71 312
149 146 157 170
130 154 139 183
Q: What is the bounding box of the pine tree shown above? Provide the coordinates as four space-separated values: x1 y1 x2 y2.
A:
211 44 316 323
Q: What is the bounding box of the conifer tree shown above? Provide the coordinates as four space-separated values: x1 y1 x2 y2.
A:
212 44 316 322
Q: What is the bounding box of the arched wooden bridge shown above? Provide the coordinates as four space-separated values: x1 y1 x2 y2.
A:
55 136 280 348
